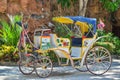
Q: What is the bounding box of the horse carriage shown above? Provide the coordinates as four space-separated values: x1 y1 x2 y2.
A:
17 16 112 78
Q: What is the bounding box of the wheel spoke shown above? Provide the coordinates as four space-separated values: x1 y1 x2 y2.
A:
87 53 95 58
86 46 112 75
35 56 53 78
19 60 35 75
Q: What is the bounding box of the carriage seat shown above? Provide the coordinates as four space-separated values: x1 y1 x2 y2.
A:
71 38 82 59
50 34 70 58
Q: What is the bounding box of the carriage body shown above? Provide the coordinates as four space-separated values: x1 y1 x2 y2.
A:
20 16 112 77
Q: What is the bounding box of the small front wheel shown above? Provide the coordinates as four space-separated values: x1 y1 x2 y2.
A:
85 46 112 75
19 56 35 75
35 56 53 78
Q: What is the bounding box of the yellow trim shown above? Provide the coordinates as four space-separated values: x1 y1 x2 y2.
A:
72 57 82 60
40 36 42 49
80 33 97 58
80 46 87 58
58 46 70 48
82 33 97 46
75 21 89 35
49 48 70 59
52 17 74 24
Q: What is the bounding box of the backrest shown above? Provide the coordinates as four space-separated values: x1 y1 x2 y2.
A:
50 34 58 48
71 38 82 47
50 34 70 47
71 38 82 58
41 36 51 50
50 34 71 58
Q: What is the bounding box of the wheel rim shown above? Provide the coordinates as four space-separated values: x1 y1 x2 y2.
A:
85 46 112 75
19 60 35 75
74 60 88 72
35 57 53 78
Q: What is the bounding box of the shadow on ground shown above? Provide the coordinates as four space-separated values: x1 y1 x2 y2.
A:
0 59 120 80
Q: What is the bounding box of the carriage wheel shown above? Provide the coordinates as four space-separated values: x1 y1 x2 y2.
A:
85 46 112 75
35 56 53 78
74 60 88 72
19 56 35 75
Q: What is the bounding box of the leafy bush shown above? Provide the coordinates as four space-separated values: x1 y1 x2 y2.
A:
97 30 120 55
0 15 22 46
0 15 22 62
54 23 73 38
0 45 18 61
100 0 120 12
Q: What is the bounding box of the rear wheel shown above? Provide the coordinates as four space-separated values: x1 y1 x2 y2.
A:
85 46 112 75
35 56 53 78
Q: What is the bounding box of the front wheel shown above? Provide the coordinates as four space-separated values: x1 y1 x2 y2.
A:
19 56 35 75
85 46 112 75
35 56 53 78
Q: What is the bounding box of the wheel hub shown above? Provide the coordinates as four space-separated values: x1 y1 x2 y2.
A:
96 58 102 63
42 66 47 69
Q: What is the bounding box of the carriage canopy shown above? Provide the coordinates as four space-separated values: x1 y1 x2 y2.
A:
52 16 97 33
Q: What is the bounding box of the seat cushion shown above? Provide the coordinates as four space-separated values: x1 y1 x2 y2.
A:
71 47 81 58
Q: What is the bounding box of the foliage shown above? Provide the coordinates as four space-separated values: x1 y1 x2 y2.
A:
54 23 73 38
0 15 22 46
0 15 21 62
0 45 18 61
100 0 120 12
57 0 77 8
0 38 4 46
57 0 71 8
97 30 120 55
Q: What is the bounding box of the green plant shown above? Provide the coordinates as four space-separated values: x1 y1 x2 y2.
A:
95 42 115 53
97 30 120 55
54 23 73 38
0 15 22 46
0 45 18 61
112 36 120 55
0 38 3 45
57 0 77 8
100 0 120 12
57 0 71 8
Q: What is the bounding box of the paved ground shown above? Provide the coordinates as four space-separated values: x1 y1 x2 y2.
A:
0 59 120 80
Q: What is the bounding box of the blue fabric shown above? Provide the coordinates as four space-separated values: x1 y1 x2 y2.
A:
65 16 97 33
72 38 82 47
